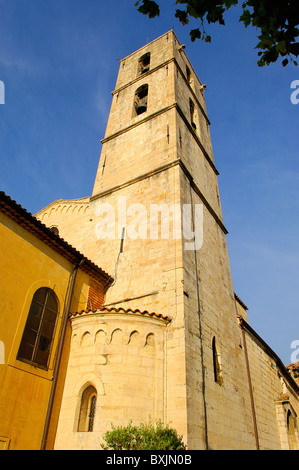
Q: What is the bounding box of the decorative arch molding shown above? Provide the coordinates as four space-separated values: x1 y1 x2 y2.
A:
74 325 158 349
80 331 92 347
145 332 155 348
128 330 140 345
69 309 170 357
74 373 105 401
95 329 106 345
35 198 90 222
109 328 124 345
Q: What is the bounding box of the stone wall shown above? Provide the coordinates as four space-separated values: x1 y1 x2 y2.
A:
54 310 169 450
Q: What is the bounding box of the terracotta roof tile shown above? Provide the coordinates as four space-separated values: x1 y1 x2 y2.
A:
70 306 172 323
0 191 113 285
234 292 248 310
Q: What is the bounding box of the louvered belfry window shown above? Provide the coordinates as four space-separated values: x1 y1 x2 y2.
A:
138 52 150 75
134 84 148 116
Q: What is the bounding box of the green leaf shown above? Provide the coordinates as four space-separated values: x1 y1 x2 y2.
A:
206 5 226 25
175 8 189 25
101 420 186 450
257 58 266 67
282 58 289 67
239 9 252 27
190 28 202 42
288 43 299 56
224 0 238 8
277 40 287 54
137 0 160 18
135 0 299 68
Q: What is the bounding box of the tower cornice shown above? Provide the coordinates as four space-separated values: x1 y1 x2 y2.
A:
101 102 218 175
90 158 228 235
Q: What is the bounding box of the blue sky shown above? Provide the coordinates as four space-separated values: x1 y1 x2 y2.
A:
0 0 298 366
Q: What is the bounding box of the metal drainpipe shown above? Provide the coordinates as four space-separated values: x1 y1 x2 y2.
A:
40 260 83 450
189 180 209 450
239 319 260 450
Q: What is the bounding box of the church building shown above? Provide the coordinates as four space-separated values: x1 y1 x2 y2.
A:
0 30 298 450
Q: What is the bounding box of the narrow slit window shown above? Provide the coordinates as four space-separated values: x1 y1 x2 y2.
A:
189 99 196 131
134 84 148 116
212 337 223 385
186 66 192 84
138 52 150 75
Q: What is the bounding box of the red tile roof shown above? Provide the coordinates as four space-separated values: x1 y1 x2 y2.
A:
0 191 113 285
70 306 172 323
234 292 248 310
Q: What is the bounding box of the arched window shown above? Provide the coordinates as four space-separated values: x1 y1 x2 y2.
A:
134 84 148 116
50 226 59 236
17 287 59 369
78 385 97 432
138 52 150 75
287 410 297 450
212 336 223 385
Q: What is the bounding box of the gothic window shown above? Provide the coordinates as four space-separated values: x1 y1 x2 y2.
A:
186 66 192 84
287 410 297 450
78 385 97 432
134 84 148 116
17 288 59 369
138 52 150 75
212 337 223 385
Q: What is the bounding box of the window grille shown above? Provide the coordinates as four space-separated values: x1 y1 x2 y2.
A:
88 395 97 432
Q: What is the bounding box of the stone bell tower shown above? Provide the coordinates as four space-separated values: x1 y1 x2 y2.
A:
87 30 253 449
38 31 257 450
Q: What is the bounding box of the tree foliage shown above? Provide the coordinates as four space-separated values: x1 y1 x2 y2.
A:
134 0 299 67
101 420 187 450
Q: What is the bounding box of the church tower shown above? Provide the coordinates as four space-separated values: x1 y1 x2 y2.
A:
37 31 260 450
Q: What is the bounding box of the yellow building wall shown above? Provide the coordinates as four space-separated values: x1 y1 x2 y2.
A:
0 212 91 450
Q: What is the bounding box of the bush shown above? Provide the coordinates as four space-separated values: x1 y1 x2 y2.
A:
101 420 186 450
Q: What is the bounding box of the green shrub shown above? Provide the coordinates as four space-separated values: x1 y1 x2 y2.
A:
101 420 186 450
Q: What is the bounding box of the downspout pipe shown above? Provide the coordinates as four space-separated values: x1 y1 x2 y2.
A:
238 316 260 450
41 259 84 450
189 180 209 450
